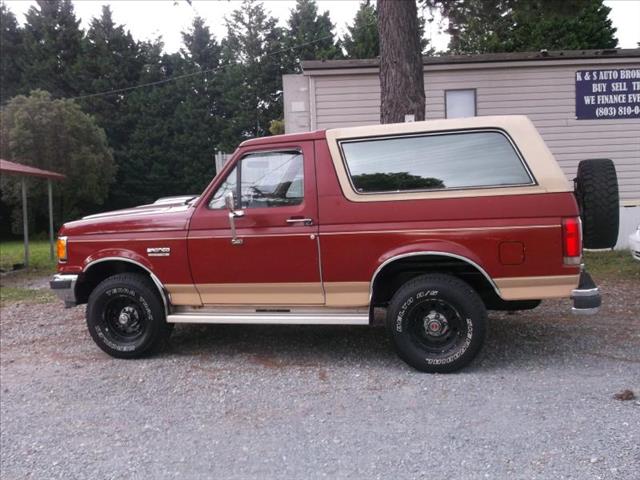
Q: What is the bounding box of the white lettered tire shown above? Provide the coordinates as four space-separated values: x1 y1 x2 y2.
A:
386 274 486 373
86 273 171 358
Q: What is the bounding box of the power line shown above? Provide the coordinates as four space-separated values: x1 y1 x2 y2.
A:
69 67 222 100
66 28 345 101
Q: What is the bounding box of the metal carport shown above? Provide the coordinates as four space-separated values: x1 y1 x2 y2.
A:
0 159 65 268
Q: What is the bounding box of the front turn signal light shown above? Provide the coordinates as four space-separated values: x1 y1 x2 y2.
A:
56 236 68 262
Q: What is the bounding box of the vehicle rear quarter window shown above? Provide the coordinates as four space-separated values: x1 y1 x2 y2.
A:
340 131 533 194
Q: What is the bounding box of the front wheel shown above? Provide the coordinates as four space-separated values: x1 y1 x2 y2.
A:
86 273 171 358
386 274 486 373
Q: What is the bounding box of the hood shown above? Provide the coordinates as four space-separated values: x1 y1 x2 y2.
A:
60 196 198 236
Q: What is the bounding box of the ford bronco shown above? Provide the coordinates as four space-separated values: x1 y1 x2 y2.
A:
50 116 619 372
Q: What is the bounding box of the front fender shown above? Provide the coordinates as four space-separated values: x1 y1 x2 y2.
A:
82 248 154 273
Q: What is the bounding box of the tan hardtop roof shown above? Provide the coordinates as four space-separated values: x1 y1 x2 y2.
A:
240 129 326 147
324 115 573 202
325 114 534 138
240 115 548 146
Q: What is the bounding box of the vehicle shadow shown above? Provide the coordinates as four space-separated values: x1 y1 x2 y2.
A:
168 323 397 369
163 305 630 372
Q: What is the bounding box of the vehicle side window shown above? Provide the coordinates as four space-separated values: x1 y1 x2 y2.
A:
208 151 303 209
208 164 238 209
340 131 533 194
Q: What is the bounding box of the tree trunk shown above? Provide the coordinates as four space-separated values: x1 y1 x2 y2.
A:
378 0 425 124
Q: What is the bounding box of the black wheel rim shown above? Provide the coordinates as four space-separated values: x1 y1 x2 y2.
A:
102 295 147 343
405 299 467 357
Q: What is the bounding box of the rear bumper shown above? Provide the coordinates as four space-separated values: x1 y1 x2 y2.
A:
49 273 78 308
571 270 601 315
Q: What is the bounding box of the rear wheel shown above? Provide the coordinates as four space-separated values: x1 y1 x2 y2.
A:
386 274 486 373
575 159 619 249
86 273 171 358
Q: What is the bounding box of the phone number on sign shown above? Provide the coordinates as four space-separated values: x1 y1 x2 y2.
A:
595 105 640 118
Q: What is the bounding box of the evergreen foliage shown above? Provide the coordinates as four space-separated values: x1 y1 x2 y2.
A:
284 0 341 70
426 0 617 53
20 0 84 96
343 2 379 59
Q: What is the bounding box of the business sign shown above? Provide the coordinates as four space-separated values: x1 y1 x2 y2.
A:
575 68 640 120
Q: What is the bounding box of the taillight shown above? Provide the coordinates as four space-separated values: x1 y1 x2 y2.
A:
562 217 582 265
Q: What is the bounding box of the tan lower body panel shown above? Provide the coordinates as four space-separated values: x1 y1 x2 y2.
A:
324 282 369 307
166 282 369 306
167 275 578 307
494 274 580 300
195 282 324 305
165 284 201 306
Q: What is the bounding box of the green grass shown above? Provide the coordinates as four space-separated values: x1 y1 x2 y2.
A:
1 240 57 306
0 286 55 306
583 250 639 282
0 240 56 273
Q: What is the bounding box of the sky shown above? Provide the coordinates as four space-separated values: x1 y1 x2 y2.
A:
4 0 640 54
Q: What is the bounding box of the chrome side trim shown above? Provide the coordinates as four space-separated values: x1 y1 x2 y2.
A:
167 312 369 325
83 257 171 315
369 251 500 301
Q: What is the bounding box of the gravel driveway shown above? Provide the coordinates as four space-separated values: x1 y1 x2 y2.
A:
1 277 639 479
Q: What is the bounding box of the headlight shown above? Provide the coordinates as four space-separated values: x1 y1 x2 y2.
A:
56 236 68 261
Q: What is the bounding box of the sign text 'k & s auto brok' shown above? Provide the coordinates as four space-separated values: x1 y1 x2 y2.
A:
575 68 640 119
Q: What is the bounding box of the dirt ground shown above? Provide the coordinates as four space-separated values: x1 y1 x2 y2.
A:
1 274 639 479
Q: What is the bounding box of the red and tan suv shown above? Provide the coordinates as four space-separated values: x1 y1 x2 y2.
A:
50 116 618 372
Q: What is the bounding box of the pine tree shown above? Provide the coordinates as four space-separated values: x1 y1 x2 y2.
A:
76 6 151 208
21 0 84 97
181 16 222 70
176 17 224 192
0 4 24 103
115 18 227 207
509 0 617 51
343 2 379 59
220 0 286 148
284 0 341 71
428 0 617 53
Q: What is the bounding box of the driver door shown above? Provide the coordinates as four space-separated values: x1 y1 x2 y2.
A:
188 141 324 305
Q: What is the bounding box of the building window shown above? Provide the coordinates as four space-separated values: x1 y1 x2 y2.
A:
340 130 533 194
445 89 476 118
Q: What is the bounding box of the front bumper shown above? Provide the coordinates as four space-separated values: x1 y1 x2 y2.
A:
571 270 601 315
49 273 78 308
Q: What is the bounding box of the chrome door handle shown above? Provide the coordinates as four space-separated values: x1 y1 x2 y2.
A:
286 217 313 226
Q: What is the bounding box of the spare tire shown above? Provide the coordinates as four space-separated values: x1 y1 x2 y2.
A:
574 159 619 249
